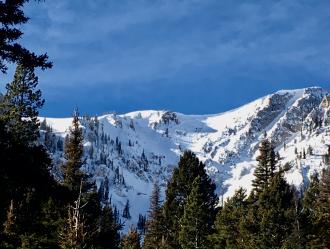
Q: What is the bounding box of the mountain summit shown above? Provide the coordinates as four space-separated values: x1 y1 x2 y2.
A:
41 87 330 227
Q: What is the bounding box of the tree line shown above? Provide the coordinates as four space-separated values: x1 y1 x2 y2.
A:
130 141 330 249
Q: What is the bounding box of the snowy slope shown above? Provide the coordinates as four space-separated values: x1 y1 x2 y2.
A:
40 86 330 229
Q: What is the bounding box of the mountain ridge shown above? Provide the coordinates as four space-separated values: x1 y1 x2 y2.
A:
40 86 330 229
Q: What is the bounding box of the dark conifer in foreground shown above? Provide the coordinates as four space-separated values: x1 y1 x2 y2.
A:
179 176 213 249
0 0 52 73
143 181 165 249
254 169 295 248
1 64 44 144
252 139 277 195
97 202 122 249
309 166 330 248
212 188 247 249
163 151 217 249
62 110 86 198
302 173 320 246
0 63 64 248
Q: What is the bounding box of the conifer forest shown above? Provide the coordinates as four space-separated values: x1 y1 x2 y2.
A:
0 1 330 249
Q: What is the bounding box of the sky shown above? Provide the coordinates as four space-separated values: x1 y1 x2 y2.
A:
2 0 330 117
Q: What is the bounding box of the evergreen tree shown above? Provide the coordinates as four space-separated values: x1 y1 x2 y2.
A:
212 188 247 249
97 202 122 249
121 227 141 249
283 193 305 249
302 173 320 246
309 167 330 248
0 0 52 73
254 170 295 248
143 181 165 249
60 111 110 248
1 64 44 144
252 139 277 195
137 214 147 235
78 184 103 248
163 151 217 249
62 110 86 198
0 65 63 248
123 200 131 219
38 197 64 249
40 118 47 130
179 176 212 249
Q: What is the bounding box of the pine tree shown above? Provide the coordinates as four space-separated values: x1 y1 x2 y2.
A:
40 118 47 130
303 174 320 221
62 110 86 198
81 185 102 247
0 64 62 248
300 174 319 247
98 176 110 205
254 170 295 248
1 64 44 144
212 188 247 249
61 110 108 248
143 181 165 249
309 167 330 248
163 151 217 249
123 200 131 219
121 227 141 249
283 193 305 249
179 176 212 249
97 202 122 249
137 214 146 235
252 139 277 195
0 0 52 73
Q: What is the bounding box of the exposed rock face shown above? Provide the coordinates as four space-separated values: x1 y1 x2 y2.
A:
41 87 330 229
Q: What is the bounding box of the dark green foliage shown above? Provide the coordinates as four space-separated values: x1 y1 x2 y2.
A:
302 173 320 246
282 194 305 249
97 202 122 249
83 186 102 246
1 64 44 144
254 171 296 248
62 110 87 198
0 0 52 73
212 188 247 249
143 181 165 249
212 143 299 249
252 139 277 195
0 2 126 248
179 176 213 249
163 151 217 249
309 167 330 248
60 113 122 249
0 62 67 248
121 227 141 249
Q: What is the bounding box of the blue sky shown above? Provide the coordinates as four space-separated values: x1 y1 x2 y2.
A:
2 0 330 117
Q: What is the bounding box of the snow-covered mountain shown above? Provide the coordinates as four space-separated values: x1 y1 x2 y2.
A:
40 86 330 229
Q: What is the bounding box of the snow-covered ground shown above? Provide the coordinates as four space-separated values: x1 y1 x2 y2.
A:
40 86 330 230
